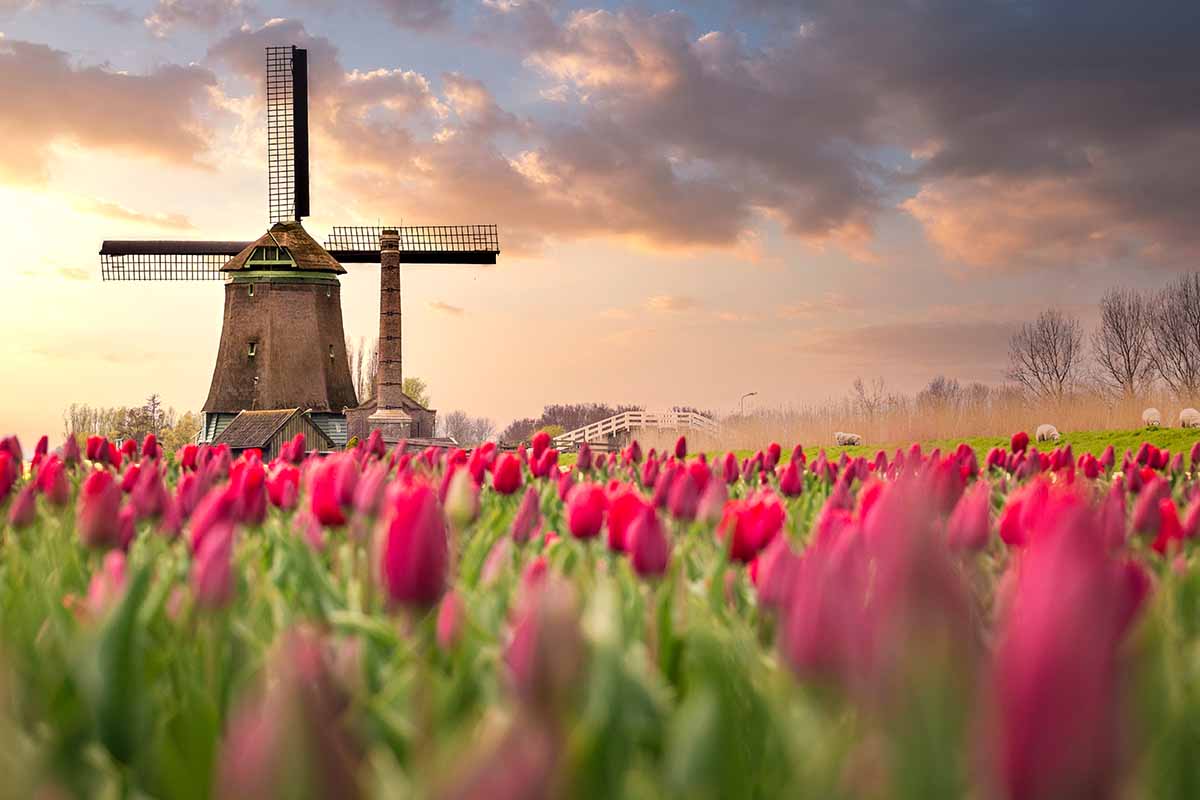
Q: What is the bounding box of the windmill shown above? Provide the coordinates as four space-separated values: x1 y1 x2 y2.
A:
99 46 500 447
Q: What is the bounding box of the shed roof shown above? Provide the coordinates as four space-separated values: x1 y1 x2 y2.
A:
213 408 300 449
222 222 346 275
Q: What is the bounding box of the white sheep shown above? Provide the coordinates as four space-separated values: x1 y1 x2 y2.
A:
1035 424 1061 442
1143 407 1162 428
835 431 863 446
1180 408 1200 429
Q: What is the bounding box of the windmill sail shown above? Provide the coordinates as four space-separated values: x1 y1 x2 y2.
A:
325 225 500 264
267 45 309 224
100 241 251 280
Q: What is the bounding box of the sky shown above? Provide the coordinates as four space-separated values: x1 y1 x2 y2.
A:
1 0 1197 445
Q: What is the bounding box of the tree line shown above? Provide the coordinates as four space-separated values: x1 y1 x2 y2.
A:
62 394 200 453
1008 273 1200 400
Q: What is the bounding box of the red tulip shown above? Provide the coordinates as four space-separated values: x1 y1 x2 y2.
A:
493 453 523 495
180 443 199 471
947 480 991 551
1152 499 1185 556
1190 440 1200 469
1099 484 1127 550
8 483 37 529
378 484 448 609
266 464 300 510
606 488 645 552
628 505 670 577
721 452 739 484
640 457 660 489
121 438 137 462
78 470 123 550
779 461 804 498
674 436 687 459
139 434 157 461
0 451 14 502
531 430 551 463
36 455 70 507
717 494 786 563
753 535 800 610
1010 431 1029 454
765 442 782 471
189 485 238 554
85 435 105 463
32 434 48 459
311 456 353 527
567 484 607 540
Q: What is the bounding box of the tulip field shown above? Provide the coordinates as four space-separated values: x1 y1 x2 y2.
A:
4 429 1200 798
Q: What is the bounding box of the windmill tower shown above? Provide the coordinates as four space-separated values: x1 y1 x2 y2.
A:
99 46 500 447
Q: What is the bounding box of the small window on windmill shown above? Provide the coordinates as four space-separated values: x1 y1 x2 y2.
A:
248 341 258 358
248 283 255 297
328 344 334 360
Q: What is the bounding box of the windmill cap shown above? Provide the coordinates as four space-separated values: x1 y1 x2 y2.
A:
222 222 346 274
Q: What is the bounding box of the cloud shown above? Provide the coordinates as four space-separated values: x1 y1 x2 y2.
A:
144 0 251 37
75 198 196 230
0 38 217 184
56 267 90 281
372 0 453 31
793 319 1019 376
0 0 135 23
429 300 464 316
646 294 699 313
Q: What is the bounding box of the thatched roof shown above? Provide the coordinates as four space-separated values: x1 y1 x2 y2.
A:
212 409 303 449
222 222 345 275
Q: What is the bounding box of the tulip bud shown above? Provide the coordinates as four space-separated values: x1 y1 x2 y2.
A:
674 436 687 459
193 524 236 609
1010 431 1029 454
765 442 782 471
510 486 541 544
779 461 804 498
947 480 991 551
444 466 480 529
78 470 123 550
567 483 607 540
628 505 670 577
576 442 593 473
492 453 523 495
36 455 70 507
7 483 37 529
86 551 128 618
378 484 448 609
436 591 465 651
505 578 585 716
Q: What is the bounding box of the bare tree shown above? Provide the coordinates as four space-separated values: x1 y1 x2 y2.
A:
1092 288 1155 397
1007 309 1084 399
916 375 963 410
438 410 495 446
346 336 379 403
1149 273 1200 398
851 377 888 417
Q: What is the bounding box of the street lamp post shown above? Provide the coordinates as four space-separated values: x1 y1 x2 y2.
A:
739 391 758 417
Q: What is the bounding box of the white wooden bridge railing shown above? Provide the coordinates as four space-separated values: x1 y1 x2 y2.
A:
552 411 719 448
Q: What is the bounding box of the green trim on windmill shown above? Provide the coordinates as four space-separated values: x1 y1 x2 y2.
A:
228 270 340 285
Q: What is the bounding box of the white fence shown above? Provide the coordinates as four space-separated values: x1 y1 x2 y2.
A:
552 411 719 449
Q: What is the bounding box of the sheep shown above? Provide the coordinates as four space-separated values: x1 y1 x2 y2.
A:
1143 407 1162 428
835 431 863 446
1180 408 1200 429
1035 424 1061 443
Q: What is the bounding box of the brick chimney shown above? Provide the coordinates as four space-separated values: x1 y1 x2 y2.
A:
368 229 412 439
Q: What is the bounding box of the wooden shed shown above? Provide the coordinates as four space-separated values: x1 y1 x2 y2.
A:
213 408 335 460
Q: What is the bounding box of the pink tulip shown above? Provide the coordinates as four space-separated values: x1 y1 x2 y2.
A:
378 484 448 609
78 470 123 550
7 484 37 529
86 551 128 618
505 578 585 715
266 465 300 510
193 524 236 609
990 494 1145 800
666 470 700 521
510 486 541 544
437 591 465 651
62 434 81 467
947 479 991 551
567 484 607 540
0 451 14 502
576 442 593 472
190 485 238 554
674 436 687 459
